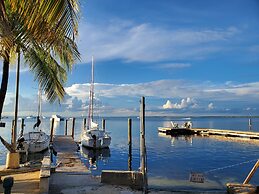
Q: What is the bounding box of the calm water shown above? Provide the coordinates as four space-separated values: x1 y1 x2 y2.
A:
1 116 259 192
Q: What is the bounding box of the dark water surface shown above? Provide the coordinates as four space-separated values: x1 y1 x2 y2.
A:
1 116 259 192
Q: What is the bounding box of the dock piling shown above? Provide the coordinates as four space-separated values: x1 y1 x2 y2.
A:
21 118 25 130
19 118 25 137
71 118 75 139
50 118 54 142
140 96 148 193
102 119 106 131
128 118 132 171
65 119 68 136
83 118 86 130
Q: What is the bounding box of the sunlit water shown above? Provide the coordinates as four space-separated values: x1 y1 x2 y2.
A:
1 116 259 192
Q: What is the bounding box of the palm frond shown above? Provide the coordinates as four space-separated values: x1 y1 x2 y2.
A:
23 44 67 102
0 0 80 104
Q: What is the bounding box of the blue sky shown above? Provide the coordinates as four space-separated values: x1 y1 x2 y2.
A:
2 0 259 117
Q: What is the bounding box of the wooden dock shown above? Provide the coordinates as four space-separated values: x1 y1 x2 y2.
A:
48 135 94 193
158 127 259 139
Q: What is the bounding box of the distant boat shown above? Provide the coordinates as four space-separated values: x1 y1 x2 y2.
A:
17 89 50 153
50 114 64 122
81 57 111 149
170 121 192 129
26 115 36 119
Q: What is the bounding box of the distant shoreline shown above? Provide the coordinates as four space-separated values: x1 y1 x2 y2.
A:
2 115 259 119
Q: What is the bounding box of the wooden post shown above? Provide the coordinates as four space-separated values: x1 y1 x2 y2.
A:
128 118 132 171
21 118 24 130
83 118 86 130
102 119 106 131
11 120 15 144
65 119 68 135
243 160 259 184
20 118 25 137
71 118 75 139
50 118 54 143
140 96 148 193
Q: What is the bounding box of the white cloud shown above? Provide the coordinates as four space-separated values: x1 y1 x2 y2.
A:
162 97 197 110
77 20 239 64
163 100 173 109
208 103 214 110
65 80 259 104
157 63 191 69
4 79 259 116
205 82 259 98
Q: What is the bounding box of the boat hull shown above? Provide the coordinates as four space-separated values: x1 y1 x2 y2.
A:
81 130 111 149
17 131 50 153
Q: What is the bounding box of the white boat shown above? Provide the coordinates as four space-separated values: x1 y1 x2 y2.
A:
17 131 50 153
81 122 111 149
171 121 192 129
50 114 64 121
81 56 111 149
17 89 50 153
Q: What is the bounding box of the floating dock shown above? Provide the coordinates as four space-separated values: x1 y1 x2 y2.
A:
158 127 259 139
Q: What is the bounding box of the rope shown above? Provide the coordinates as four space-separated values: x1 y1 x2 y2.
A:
204 159 258 174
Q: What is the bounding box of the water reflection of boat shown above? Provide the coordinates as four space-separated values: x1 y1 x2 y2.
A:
171 136 193 146
20 149 48 164
81 146 110 169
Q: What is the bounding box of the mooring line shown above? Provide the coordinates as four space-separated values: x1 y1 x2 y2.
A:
204 159 258 174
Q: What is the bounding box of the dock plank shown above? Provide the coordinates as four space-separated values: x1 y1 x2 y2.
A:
49 135 93 194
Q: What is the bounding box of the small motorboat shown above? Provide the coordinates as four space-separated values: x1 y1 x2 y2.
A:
158 121 193 135
171 121 192 129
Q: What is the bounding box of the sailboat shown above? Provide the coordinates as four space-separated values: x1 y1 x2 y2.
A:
16 89 50 153
81 57 111 149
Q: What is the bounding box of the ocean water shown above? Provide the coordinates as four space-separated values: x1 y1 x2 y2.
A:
1 116 259 192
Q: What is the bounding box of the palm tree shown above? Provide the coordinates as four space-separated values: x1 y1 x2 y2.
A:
0 0 80 120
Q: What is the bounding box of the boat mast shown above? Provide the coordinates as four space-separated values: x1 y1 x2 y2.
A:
91 56 94 122
37 87 42 118
87 56 94 130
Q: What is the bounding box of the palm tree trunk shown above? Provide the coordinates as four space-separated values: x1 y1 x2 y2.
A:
0 56 10 120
